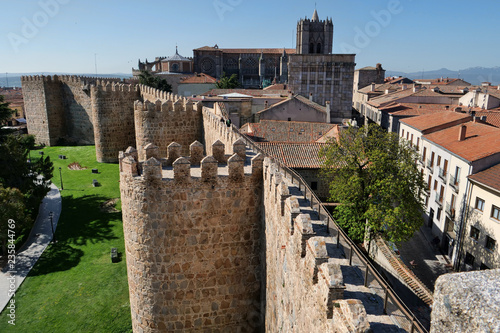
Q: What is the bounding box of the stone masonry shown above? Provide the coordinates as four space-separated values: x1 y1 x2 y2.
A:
120 141 264 332
287 54 356 122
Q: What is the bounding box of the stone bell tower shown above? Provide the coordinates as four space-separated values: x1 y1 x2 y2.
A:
296 9 334 54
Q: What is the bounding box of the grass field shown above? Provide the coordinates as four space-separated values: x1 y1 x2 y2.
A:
0 146 132 332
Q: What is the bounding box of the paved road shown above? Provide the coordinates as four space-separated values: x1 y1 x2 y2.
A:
399 226 450 292
0 182 61 313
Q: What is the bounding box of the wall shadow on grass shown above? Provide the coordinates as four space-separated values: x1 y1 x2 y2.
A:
57 194 121 246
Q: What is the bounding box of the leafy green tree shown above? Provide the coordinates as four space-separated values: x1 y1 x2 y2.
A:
320 124 426 244
0 95 14 135
215 72 239 89
138 70 172 92
0 186 32 254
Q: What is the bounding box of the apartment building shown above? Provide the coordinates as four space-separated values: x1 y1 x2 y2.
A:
459 164 500 270
418 121 500 266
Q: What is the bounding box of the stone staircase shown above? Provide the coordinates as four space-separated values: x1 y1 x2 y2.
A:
375 236 433 305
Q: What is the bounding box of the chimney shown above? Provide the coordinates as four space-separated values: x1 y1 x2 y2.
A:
402 84 407 90
458 125 467 141
325 101 331 123
264 100 269 109
370 83 375 92
385 89 390 95
413 84 417 93
445 105 449 111
454 106 462 112
309 92 313 101
481 115 487 122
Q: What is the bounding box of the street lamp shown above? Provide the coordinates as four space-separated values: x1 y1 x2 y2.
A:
59 167 64 190
49 211 56 243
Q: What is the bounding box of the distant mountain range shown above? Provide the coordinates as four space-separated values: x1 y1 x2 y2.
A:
0 73 132 88
386 67 500 86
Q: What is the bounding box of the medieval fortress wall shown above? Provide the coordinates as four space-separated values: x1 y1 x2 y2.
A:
21 75 483 332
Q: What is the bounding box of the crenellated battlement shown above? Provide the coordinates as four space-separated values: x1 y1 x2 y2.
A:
21 74 124 85
91 80 138 93
119 139 263 184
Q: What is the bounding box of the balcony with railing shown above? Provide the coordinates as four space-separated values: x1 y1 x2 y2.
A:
435 193 443 205
426 160 434 174
445 202 456 219
449 175 459 192
438 167 447 181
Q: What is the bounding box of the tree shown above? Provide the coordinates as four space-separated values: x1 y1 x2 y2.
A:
0 186 31 254
215 72 239 89
138 70 172 92
320 124 426 244
0 94 14 135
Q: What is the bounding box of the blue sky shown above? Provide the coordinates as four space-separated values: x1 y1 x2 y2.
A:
1 0 499 74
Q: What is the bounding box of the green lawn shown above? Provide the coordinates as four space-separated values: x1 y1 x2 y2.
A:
0 146 132 332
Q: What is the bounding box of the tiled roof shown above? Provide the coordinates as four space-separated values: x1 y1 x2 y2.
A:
367 87 418 108
256 142 326 168
294 94 327 114
414 78 471 86
468 163 500 193
243 120 335 143
194 46 296 54
473 111 500 128
423 121 500 162
263 84 288 91
400 111 472 132
180 73 216 84
202 89 289 97
386 103 462 116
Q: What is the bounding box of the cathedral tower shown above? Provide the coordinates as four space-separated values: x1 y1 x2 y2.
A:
296 9 334 55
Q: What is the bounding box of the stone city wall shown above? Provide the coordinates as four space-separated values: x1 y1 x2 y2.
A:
119 142 264 332
263 158 370 332
21 75 124 147
91 81 140 162
134 86 203 160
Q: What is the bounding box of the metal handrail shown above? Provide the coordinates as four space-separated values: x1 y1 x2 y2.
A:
237 131 429 333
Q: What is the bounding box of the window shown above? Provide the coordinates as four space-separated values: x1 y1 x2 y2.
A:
416 137 420 150
437 207 442 220
311 182 318 190
469 226 479 240
434 180 438 191
401 129 405 137
430 152 435 167
410 134 414 145
464 252 475 266
443 159 448 176
422 147 427 162
475 198 485 212
486 236 496 251
480 263 490 270
427 175 432 190
492 205 500 220
287 117 291 121
437 155 441 167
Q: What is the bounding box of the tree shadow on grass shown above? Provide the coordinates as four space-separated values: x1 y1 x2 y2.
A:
29 242 84 276
57 194 121 246
29 194 122 276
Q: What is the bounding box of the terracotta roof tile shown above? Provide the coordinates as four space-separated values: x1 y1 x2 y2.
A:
243 120 334 143
473 111 500 128
256 142 326 168
401 111 472 132
468 163 500 192
180 73 217 84
423 121 500 162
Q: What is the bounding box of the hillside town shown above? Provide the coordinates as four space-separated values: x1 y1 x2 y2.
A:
1 6 500 333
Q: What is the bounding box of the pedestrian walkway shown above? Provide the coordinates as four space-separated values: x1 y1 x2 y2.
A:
399 226 450 292
0 182 61 313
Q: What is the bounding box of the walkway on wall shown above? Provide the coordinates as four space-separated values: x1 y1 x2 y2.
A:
0 183 61 313
285 176 409 332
